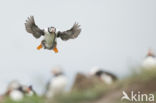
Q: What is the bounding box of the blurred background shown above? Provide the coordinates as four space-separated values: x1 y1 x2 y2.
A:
0 0 156 100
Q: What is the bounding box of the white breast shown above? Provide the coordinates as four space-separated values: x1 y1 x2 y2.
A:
44 31 56 48
9 90 23 101
46 75 67 98
101 74 113 84
142 57 156 69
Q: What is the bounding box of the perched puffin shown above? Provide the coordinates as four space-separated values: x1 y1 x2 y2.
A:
5 81 36 101
45 67 67 98
25 16 81 53
89 67 117 84
4 81 23 101
142 49 156 69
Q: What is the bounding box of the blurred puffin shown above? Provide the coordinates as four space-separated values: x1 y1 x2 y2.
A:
89 67 117 84
5 81 36 101
25 16 81 53
9 85 36 101
142 49 156 69
5 81 23 101
45 67 67 98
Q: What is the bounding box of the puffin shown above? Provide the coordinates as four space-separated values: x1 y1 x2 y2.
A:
5 81 36 101
25 16 81 53
45 67 67 98
8 85 36 101
3 81 23 101
89 67 117 84
142 49 156 69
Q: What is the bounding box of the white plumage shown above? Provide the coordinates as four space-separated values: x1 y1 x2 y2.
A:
5 81 36 101
142 56 156 69
142 49 156 69
101 74 113 84
9 90 23 101
46 68 67 98
46 75 67 98
43 29 56 49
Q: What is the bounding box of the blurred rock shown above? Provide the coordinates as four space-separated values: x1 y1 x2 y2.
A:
72 73 101 90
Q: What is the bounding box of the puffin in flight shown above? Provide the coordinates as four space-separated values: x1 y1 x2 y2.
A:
25 16 81 53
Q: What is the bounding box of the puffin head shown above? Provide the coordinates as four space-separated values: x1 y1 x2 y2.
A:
21 85 34 96
7 80 21 93
51 67 63 76
48 27 56 33
26 85 35 96
147 49 155 57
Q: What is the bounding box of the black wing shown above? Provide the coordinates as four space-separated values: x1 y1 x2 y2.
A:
25 16 44 38
57 23 81 41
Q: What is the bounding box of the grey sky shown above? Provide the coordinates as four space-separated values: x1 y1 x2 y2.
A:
0 0 156 94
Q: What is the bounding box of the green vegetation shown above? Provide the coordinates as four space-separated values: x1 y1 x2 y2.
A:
2 96 44 103
2 68 156 103
51 85 110 103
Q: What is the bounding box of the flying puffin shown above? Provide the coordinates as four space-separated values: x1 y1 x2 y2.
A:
45 67 67 98
142 49 156 69
25 16 81 53
89 67 117 84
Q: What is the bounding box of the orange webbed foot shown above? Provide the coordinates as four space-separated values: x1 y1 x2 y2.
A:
53 47 58 53
37 44 42 50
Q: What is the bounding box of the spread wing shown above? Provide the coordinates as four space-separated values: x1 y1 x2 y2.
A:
25 16 44 39
57 23 81 41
